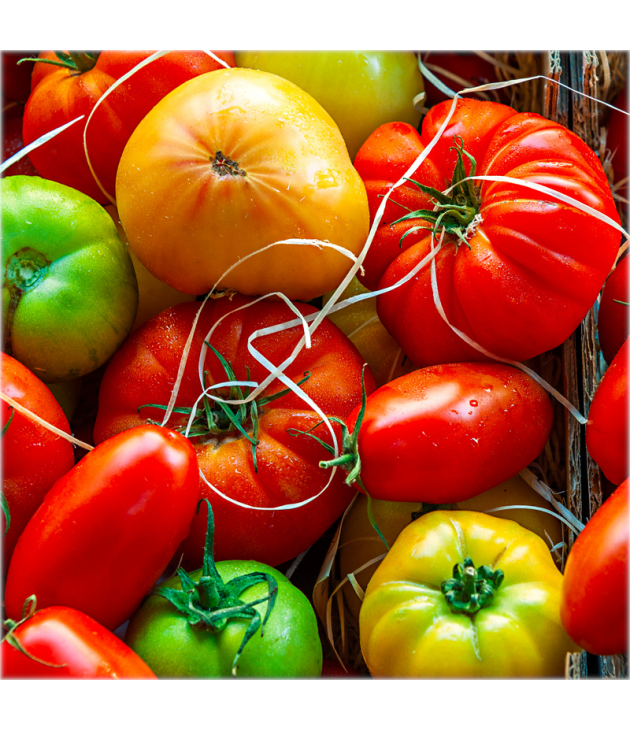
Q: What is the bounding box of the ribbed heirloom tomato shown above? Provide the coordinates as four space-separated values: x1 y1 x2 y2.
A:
115 67 370 300
93 295 375 569
354 98 621 367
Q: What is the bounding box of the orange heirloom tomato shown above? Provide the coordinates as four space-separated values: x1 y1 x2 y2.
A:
116 68 370 300
360 510 577 677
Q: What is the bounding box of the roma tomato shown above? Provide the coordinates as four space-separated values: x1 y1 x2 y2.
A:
325 362 553 503
360 510 577 677
235 51 424 160
2 601 156 679
23 50 235 203
560 479 628 656
93 296 375 569
586 337 628 485
1 176 138 382
1 352 75 573
598 255 628 365
338 474 566 623
354 99 621 367
116 68 370 300
4 425 200 632
125 500 322 678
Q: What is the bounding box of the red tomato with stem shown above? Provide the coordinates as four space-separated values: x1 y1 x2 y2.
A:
93 295 375 569
560 478 628 656
4 424 200 631
586 337 628 485
598 255 629 365
23 50 235 203
2 601 156 678
320 362 553 503
354 99 621 368
1 352 75 573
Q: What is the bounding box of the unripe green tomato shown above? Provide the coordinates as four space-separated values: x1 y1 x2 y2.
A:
125 560 323 678
234 51 424 160
1 176 138 382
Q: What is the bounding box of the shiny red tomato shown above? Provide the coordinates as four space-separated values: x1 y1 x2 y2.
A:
354 98 621 368
93 296 375 569
4 425 200 631
331 362 553 503
560 478 628 656
2 603 156 678
1 352 75 574
598 255 628 365
586 337 628 485
23 50 235 202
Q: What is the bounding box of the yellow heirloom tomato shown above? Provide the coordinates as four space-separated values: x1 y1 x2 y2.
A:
116 68 370 301
360 510 577 677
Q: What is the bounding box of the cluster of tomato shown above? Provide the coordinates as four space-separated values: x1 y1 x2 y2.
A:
1 50 628 679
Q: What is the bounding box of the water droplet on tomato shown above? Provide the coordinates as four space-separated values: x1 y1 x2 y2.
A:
469 400 478 407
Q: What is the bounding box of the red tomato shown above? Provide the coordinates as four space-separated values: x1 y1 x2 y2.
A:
560 478 628 656
4 425 200 631
337 362 553 503
586 337 628 485
93 296 375 569
1 352 75 573
354 99 621 368
598 255 628 365
2 603 156 678
23 50 235 202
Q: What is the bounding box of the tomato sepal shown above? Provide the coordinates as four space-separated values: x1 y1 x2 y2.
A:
2 596 67 669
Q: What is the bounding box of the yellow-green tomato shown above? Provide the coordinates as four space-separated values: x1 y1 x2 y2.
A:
235 51 424 160
125 560 322 678
2 176 138 382
360 510 577 677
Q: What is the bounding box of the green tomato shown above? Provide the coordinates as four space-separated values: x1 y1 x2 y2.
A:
2 176 138 382
234 51 424 159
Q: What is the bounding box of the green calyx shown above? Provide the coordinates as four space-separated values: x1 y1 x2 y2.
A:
152 499 278 677
2 408 14 536
391 136 481 248
441 557 504 616
2 595 67 668
139 342 310 473
17 51 99 75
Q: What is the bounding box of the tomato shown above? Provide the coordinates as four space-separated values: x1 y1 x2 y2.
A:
234 51 424 160
22 50 235 203
4 425 200 632
93 296 375 569
586 337 628 485
326 362 553 503
125 500 322 678
338 475 566 624
115 68 370 300
323 277 416 387
560 478 628 656
598 255 628 365
2 601 156 678
354 99 621 367
1 352 75 574
360 510 578 677
1 176 138 382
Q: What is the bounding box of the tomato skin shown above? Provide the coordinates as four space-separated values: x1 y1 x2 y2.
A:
360 510 577 677
2 605 156 679
125 560 322 678
115 67 370 300
586 337 628 485
560 479 628 656
347 362 553 502
354 99 620 367
1 353 75 573
598 256 629 365
4 425 200 632
23 50 235 202
93 296 375 569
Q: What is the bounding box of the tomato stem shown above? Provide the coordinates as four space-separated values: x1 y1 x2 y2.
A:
441 557 504 616
17 51 98 74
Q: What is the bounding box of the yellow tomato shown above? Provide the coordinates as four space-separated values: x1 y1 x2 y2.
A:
360 510 577 677
116 68 370 301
